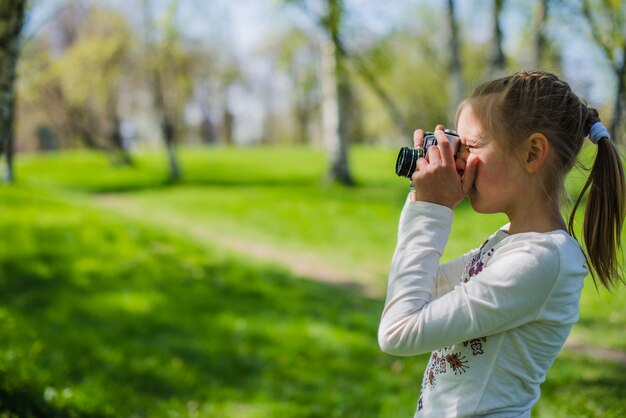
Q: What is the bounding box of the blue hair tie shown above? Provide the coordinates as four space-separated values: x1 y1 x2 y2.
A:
589 121 610 144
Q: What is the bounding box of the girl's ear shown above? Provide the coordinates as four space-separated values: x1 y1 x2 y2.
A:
525 133 550 173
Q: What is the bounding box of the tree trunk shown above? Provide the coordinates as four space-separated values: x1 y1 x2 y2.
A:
200 113 217 144
162 116 181 181
321 29 353 185
447 0 464 112
321 38 339 165
154 77 181 181
4 93 13 182
491 0 506 76
143 0 182 181
334 62 353 183
533 0 548 69
580 0 625 144
0 0 26 183
109 112 133 166
295 103 311 145
221 106 234 145
323 0 353 185
610 49 626 145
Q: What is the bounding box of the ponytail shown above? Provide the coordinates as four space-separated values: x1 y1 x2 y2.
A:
568 114 626 290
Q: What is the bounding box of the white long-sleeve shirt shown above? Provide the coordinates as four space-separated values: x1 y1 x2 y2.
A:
379 198 587 417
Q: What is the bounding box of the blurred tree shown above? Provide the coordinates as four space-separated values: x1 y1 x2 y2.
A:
447 0 464 109
321 0 353 184
142 0 196 181
0 0 27 183
55 7 135 164
352 18 450 137
286 0 354 185
340 2 485 139
581 0 626 144
285 0 416 181
214 59 240 145
506 0 560 73
277 28 320 145
533 0 549 69
17 2 136 164
17 38 72 150
490 0 507 76
347 44 411 137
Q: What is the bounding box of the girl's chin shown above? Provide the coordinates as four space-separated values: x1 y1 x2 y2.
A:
469 197 480 211
469 198 500 215
468 192 491 214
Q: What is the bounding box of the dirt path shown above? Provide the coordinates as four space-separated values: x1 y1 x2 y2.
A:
94 194 381 297
93 194 626 364
564 338 626 365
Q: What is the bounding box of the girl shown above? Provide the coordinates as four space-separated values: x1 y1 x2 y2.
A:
378 71 625 417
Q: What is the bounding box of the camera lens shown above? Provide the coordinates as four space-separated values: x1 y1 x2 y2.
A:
395 130 459 178
396 147 422 178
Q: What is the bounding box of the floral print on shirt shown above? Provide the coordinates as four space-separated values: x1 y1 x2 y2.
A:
464 239 496 283
417 236 499 413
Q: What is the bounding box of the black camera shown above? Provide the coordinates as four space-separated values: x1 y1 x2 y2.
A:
395 129 460 178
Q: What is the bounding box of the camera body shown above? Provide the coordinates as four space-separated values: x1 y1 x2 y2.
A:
395 129 460 178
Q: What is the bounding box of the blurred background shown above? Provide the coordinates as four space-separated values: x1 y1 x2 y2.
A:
0 0 625 417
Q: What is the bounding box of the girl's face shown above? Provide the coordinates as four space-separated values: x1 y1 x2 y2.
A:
455 105 528 216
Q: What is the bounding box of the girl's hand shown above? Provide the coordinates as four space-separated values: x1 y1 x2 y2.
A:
410 129 478 208
408 126 441 201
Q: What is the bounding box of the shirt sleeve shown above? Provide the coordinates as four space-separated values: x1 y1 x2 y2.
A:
378 203 561 356
433 255 467 299
389 195 460 301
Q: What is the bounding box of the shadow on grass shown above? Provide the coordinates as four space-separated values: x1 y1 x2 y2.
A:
66 175 383 196
84 177 327 195
0 191 420 417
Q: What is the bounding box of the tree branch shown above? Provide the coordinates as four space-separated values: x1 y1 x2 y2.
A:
581 0 617 67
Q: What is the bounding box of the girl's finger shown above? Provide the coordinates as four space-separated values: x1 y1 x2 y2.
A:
435 131 456 166
413 129 425 148
426 143 442 165
461 154 479 193
415 155 429 172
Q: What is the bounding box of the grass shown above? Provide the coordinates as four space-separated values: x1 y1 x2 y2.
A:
0 186 425 417
17 147 508 284
1 144 625 417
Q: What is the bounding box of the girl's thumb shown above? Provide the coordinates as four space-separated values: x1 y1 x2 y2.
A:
461 155 479 194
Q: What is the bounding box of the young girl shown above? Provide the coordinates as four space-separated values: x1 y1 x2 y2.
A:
378 70 625 417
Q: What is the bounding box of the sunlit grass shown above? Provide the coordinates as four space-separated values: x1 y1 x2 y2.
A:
0 186 427 417
17 146 509 284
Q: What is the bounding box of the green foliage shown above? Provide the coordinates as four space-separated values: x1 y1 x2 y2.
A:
16 4 137 152
355 26 451 141
56 30 127 106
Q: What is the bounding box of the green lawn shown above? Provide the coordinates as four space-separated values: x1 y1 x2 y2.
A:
0 145 624 417
0 186 426 417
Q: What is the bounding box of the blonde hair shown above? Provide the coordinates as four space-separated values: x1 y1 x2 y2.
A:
463 70 625 289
